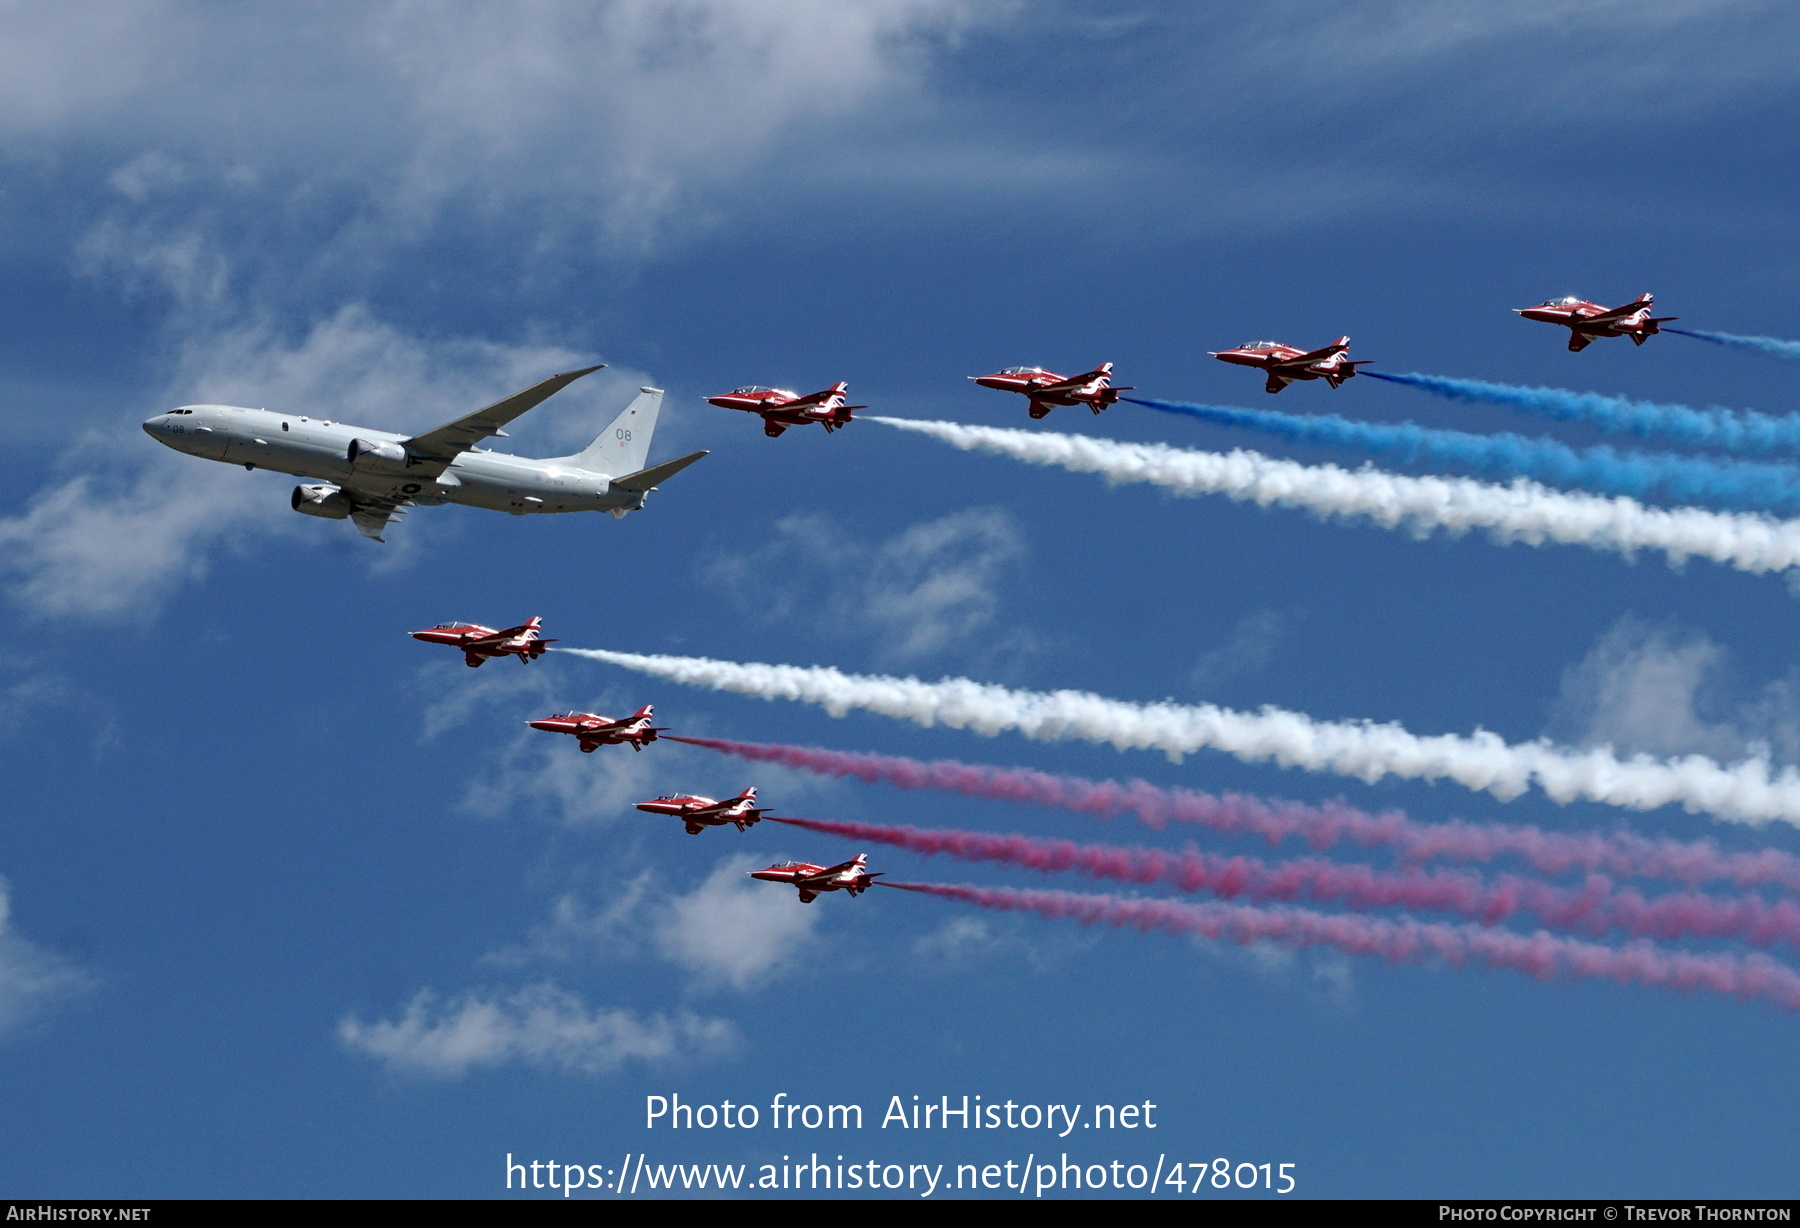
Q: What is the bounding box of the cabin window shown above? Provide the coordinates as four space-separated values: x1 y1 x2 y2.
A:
281 423 289 431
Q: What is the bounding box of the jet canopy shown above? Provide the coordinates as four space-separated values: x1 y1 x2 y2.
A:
731 386 778 395
1240 341 1286 350
1543 296 1584 306
998 366 1047 375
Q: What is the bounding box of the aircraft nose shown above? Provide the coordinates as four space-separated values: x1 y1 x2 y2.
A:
142 413 172 439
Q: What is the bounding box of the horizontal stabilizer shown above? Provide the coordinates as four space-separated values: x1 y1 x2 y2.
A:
611 450 709 493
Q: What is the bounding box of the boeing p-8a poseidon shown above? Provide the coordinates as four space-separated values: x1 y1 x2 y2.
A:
143 365 707 541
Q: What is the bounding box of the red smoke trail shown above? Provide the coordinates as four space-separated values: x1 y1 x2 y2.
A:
769 815 1800 950
672 736 1800 893
880 881 1800 1011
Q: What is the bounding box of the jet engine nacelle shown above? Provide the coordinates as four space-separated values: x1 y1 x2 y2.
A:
347 437 410 469
291 483 354 520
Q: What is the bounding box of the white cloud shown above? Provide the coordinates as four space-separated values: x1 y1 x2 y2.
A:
0 304 651 621
704 507 1028 666
653 855 822 989
483 875 657 969
338 981 736 1078
0 1 993 254
364 0 989 247
1548 615 1800 765
491 855 824 991
1192 609 1292 693
0 879 91 1038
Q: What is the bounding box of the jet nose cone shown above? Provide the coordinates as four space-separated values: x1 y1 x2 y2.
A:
142 414 171 439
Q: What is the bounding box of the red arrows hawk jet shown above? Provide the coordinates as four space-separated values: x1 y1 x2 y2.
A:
970 363 1131 419
706 383 866 438
634 788 768 834
749 853 882 903
1515 294 1676 351
527 705 664 752
410 617 555 667
1210 337 1370 394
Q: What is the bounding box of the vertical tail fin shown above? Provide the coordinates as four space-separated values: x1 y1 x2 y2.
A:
564 387 663 475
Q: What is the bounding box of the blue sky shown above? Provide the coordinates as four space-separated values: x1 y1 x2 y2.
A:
3 0 1800 1199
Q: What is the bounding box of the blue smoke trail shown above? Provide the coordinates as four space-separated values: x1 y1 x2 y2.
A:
1122 396 1800 514
1667 328 1800 360
1365 371 1800 455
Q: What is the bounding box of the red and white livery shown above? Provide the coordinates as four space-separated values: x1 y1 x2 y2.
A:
1514 294 1676 352
970 363 1131 419
1210 337 1369 394
409 616 555 667
528 705 664 753
749 853 882 903
706 383 866 438
634 787 768 834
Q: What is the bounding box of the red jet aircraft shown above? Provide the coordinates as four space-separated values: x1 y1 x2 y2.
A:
1210 337 1370 394
749 853 882 903
634 787 768 834
1514 294 1676 351
528 705 664 753
409 617 555 667
705 383 866 438
970 363 1131 419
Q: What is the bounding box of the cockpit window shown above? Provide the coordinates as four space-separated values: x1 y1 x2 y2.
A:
731 386 771 395
1241 341 1285 350
999 366 1047 375
1544 296 1584 306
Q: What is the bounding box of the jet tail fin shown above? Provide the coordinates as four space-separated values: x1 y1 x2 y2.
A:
563 387 663 475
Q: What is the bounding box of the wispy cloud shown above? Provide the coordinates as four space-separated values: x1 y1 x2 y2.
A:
491 856 824 992
653 855 823 990
4 1 996 258
0 880 92 1038
338 982 735 1078
1192 609 1293 693
703 507 1029 666
1548 615 1800 766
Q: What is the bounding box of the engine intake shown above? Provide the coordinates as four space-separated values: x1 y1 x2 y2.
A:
291 484 353 520
347 437 409 469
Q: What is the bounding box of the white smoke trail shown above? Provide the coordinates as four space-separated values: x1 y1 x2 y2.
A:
564 649 1800 827
865 417 1800 578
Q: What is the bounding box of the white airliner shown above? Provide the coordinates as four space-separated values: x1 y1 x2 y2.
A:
142 365 707 541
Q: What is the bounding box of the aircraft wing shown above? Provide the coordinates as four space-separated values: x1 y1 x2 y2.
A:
469 624 553 648
1282 342 1348 366
1037 368 1106 394
800 858 866 884
1583 297 1653 325
349 495 408 542
403 365 605 471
